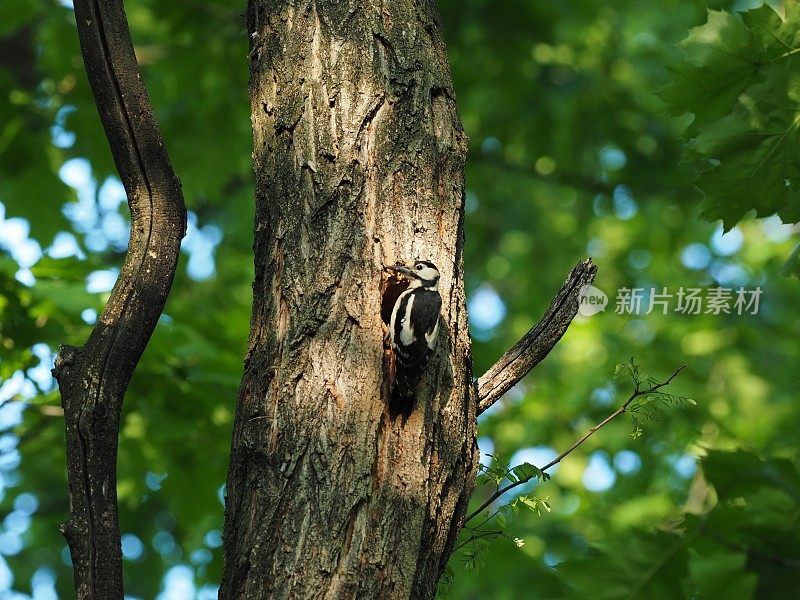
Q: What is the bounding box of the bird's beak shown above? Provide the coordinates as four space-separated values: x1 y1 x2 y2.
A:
387 264 414 278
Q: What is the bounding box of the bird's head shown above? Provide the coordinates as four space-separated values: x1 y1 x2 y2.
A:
387 260 440 289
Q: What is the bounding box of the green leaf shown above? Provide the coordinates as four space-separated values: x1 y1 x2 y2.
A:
613 362 631 382
693 92 800 228
687 549 758 600
741 4 800 62
558 531 689 599
661 10 757 126
520 496 551 516
512 462 543 483
702 449 800 503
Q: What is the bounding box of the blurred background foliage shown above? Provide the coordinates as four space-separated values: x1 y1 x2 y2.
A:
0 0 798 598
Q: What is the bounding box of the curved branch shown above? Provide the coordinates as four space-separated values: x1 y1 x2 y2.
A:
52 0 186 597
476 259 597 415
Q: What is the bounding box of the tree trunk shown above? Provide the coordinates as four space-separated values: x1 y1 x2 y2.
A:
220 0 477 598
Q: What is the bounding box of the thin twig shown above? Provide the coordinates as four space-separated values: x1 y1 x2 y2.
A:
454 529 510 553
476 259 597 415
466 366 686 523
466 508 501 534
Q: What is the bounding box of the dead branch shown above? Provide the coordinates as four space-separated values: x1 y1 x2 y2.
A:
476 259 597 415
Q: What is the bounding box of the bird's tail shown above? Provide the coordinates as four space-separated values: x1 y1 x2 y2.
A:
390 372 417 420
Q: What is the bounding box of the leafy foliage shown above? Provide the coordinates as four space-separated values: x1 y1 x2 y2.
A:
662 4 800 274
613 359 696 427
558 448 800 599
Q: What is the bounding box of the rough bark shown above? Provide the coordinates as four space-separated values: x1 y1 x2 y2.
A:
220 0 477 598
53 0 186 597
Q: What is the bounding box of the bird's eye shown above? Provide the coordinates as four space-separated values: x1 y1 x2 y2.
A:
416 264 423 270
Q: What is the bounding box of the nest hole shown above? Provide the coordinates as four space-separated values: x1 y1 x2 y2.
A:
381 272 410 325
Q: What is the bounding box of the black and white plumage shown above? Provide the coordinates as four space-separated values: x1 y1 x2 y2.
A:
387 260 442 418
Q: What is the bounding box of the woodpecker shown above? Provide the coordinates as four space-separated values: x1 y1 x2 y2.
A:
386 260 442 418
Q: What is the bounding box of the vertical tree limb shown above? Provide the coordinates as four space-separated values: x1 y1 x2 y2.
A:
52 1 186 597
